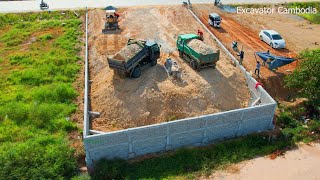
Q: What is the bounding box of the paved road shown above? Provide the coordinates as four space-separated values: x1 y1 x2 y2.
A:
0 0 315 13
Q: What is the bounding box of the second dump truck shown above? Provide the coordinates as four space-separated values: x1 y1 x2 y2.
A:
107 39 160 78
177 34 220 71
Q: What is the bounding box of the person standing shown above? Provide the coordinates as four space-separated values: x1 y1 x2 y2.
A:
197 30 204 41
237 50 244 65
255 61 261 77
114 12 120 19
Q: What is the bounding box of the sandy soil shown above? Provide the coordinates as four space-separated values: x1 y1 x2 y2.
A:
192 4 320 100
205 142 320 180
87 6 250 132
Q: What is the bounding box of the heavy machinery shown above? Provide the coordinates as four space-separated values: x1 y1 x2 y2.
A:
40 0 49 10
177 34 220 71
107 39 161 78
102 7 120 34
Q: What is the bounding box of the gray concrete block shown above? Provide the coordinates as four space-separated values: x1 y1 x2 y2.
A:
206 123 239 141
169 129 203 149
168 118 206 134
132 136 167 156
89 143 129 160
206 110 242 126
84 132 129 149
242 105 274 120
129 125 167 140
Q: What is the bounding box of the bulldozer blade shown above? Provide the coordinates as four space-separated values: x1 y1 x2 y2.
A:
102 29 122 34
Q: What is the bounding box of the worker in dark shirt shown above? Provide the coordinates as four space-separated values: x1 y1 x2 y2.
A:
255 61 261 78
237 50 244 65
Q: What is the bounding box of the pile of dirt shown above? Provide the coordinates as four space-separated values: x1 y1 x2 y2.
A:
112 43 143 61
187 39 215 55
88 7 250 132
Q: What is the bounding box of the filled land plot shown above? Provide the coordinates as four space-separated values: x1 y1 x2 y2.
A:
192 4 320 99
88 6 250 132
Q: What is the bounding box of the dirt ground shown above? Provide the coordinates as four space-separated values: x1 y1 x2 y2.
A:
192 4 320 100
87 6 250 132
205 142 320 180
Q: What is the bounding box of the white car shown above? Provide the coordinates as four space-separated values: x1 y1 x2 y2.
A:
259 30 286 49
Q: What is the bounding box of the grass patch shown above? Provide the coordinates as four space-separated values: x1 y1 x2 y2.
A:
0 10 84 178
288 2 320 24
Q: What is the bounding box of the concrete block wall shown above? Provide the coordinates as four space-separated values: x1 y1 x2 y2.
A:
84 103 275 168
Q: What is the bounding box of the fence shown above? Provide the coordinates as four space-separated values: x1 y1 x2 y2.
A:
83 8 277 169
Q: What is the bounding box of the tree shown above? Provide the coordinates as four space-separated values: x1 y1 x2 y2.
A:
285 49 320 107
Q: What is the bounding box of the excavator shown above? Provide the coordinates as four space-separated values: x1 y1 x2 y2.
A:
102 6 121 34
40 0 49 10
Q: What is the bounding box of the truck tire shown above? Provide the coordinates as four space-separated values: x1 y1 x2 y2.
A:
190 61 196 70
131 66 141 78
179 51 183 57
151 59 157 66
196 64 201 72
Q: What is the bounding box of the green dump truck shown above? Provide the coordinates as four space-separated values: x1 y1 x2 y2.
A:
177 34 220 71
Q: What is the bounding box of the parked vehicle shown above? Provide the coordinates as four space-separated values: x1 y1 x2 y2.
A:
107 39 160 78
177 34 220 71
208 13 222 28
259 30 286 49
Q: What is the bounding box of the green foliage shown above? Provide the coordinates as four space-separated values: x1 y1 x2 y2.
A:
277 111 299 128
93 159 128 179
288 2 320 24
0 136 77 179
32 83 78 103
285 49 320 106
93 136 291 179
38 33 53 41
0 10 83 179
9 54 32 65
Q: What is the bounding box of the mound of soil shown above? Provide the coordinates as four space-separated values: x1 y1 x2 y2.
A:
112 43 143 61
187 39 216 55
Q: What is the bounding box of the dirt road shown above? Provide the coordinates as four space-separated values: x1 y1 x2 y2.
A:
0 0 314 13
192 4 320 100
207 143 320 180
87 6 250 132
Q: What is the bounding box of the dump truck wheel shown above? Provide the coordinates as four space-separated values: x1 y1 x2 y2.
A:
179 51 183 57
196 64 201 72
151 59 157 66
190 61 196 70
131 66 141 78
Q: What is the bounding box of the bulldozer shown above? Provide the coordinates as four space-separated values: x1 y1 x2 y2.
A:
102 9 121 34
